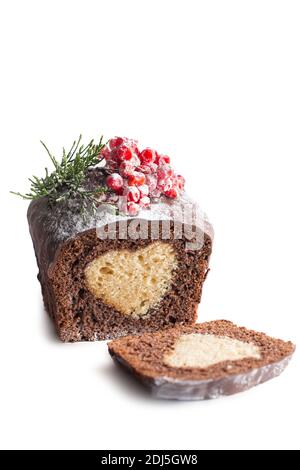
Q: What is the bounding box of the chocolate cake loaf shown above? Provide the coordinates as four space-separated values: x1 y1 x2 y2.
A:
26 136 213 342
108 320 295 400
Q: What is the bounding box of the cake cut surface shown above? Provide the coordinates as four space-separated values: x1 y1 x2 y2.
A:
164 333 261 369
108 320 295 400
84 242 177 317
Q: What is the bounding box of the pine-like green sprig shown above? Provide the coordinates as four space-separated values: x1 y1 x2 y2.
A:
11 135 107 211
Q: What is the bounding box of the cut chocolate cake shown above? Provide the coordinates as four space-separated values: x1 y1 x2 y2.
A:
108 321 295 400
25 136 213 342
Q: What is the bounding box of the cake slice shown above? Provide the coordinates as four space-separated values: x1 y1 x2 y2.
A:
25 136 213 342
108 320 295 400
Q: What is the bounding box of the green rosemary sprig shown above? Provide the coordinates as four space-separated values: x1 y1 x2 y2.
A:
11 135 107 211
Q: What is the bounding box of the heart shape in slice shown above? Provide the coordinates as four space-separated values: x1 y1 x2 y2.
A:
84 242 177 318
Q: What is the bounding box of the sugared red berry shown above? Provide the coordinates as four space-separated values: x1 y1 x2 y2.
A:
137 164 151 174
154 151 160 164
109 137 124 149
157 165 173 180
164 187 178 199
127 186 140 203
127 202 140 216
128 171 146 186
146 174 158 193
106 173 124 192
128 153 141 167
119 162 135 177
100 145 111 160
160 177 173 192
148 162 158 173
115 145 133 162
176 174 185 190
129 144 140 158
103 136 183 215
139 148 156 164
159 155 171 165
139 184 149 197
115 187 124 196
139 196 151 208
137 162 157 174
109 148 119 162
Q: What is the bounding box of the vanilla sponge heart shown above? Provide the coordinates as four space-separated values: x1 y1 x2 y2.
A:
84 242 177 318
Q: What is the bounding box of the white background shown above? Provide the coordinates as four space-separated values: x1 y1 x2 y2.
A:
0 0 299 450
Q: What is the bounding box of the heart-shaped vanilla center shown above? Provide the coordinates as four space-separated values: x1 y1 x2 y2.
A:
84 242 177 318
164 334 261 369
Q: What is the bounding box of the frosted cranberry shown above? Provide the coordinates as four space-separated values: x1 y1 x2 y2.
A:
127 186 140 203
146 174 158 192
176 175 185 190
119 162 135 177
115 187 124 196
137 164 151 174
106 173 124 192
166 166 174 177
158 178 174 192
115 145 133 162
139 148 156 164
148 162 158 173
109 148 119 162
159 155 170 164
139 196 151 208
139 184 149 197
137 162 157 174
127 140 140 155
164 187 178 199
153 151 160 164
157 165 173 180
109 137 124 149
128 171 146 186
157 177 167 190
100 146 111 160
128 153 141 168
127 202 140 216
123 136 137 145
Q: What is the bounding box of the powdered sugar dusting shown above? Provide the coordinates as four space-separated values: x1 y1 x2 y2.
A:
29 191 212 246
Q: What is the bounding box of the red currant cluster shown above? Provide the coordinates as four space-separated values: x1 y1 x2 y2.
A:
100 137 185 216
